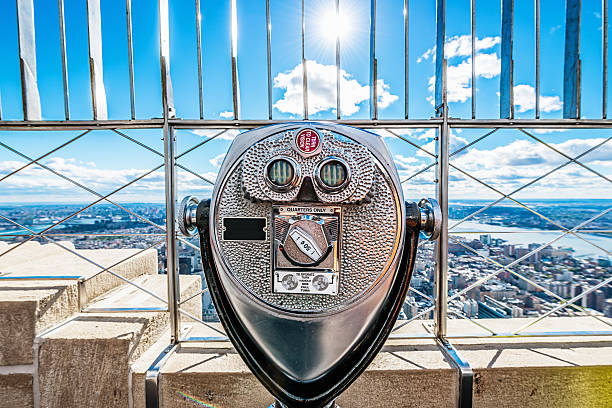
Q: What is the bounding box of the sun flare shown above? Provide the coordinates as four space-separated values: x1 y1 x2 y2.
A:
318 9 351 42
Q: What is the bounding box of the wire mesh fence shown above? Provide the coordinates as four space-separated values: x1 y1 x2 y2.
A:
0 0 610 345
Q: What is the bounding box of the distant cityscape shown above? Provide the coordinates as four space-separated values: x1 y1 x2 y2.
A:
1 200 610 322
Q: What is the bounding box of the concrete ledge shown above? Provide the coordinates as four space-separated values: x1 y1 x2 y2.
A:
131 318 612 408
472 366 612 408
36 275 201 408
0 242 158 366
131 324 458 408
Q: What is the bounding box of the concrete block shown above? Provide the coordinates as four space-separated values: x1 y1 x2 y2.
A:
0 283 78 365
0 242 158 365
472 366 612 408
37 275 201 408
0 372 33 408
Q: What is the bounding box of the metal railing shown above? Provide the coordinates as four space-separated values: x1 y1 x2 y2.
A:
0 0 610 394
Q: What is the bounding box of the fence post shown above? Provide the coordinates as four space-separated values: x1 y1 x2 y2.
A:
159 0 180 344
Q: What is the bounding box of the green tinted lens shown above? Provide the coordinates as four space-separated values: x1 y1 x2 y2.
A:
320 161 347 188
267 159 294 186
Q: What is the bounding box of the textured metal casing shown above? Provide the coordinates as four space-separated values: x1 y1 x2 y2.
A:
204 123 412 408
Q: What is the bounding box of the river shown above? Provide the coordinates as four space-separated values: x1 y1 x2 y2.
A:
448 219 611 259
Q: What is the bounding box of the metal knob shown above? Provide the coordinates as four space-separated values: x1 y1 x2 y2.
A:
418 198 442 241
178 196 200 237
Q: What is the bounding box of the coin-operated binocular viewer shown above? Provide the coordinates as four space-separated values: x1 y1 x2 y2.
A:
178 123 441 408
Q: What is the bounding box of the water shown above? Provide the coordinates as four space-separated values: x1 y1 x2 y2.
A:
449 219 611 259
0 224 55 236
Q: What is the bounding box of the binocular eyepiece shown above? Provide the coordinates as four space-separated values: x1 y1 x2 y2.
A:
178 123 441 408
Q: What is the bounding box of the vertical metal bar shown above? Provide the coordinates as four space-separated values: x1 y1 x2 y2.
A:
159 0 180 344
370 0 377 120
435 59 449 339
195 0 204 120
603 0 608 118
230 0 240 120
86 0 108 120
471 0 476 119
404 0 409 119
500 0 514 119
16 0 42 121
563 0 581 119
436 339 473 408
302 0 308 119
434 0 445 115
336 0 341 120
163 123 180 343
58 0 70 120
535 0 540 118
126 0 136 120
159 0 175 118
267 0 272 120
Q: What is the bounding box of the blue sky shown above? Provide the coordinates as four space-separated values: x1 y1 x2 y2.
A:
0 0 610 204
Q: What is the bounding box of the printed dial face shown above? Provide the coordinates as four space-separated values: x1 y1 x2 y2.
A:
282 220 329 266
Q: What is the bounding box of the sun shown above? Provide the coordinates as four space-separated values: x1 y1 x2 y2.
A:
318 9 352 43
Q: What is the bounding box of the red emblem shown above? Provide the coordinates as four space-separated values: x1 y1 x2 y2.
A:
293 128 321 156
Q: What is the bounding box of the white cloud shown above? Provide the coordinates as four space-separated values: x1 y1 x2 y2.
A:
219 111 234 119
0 158 217 202
427 52 500 104
530 129 568 134
418 35 501 63
191 129 241 140
393 155 420 170
513 84 562 113
445 137 612 198
209 153 226 168
273 60 397 116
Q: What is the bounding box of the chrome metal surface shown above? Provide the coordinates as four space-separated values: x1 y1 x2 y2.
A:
16 0 41 120
163 124 180 343
336 0 341 120
201 154 415 407
301 0 308 120
370 0 377 120
178 195 200 237
418 198 442 241
435 61 449 338
436 338 473 408
159 0 175 118
500 0 514 119
58 0 70 120
404 0 409 118
434 0 445 111
564 0 581 119
230 0 240 120
471 0 475 119
82 307 168 313
180 336 230 342
267 0 273 120
604 0 608 118
535 0 540 118
86 0 108 120
145 344 178 408
196 0 204 119
126 0 136 119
